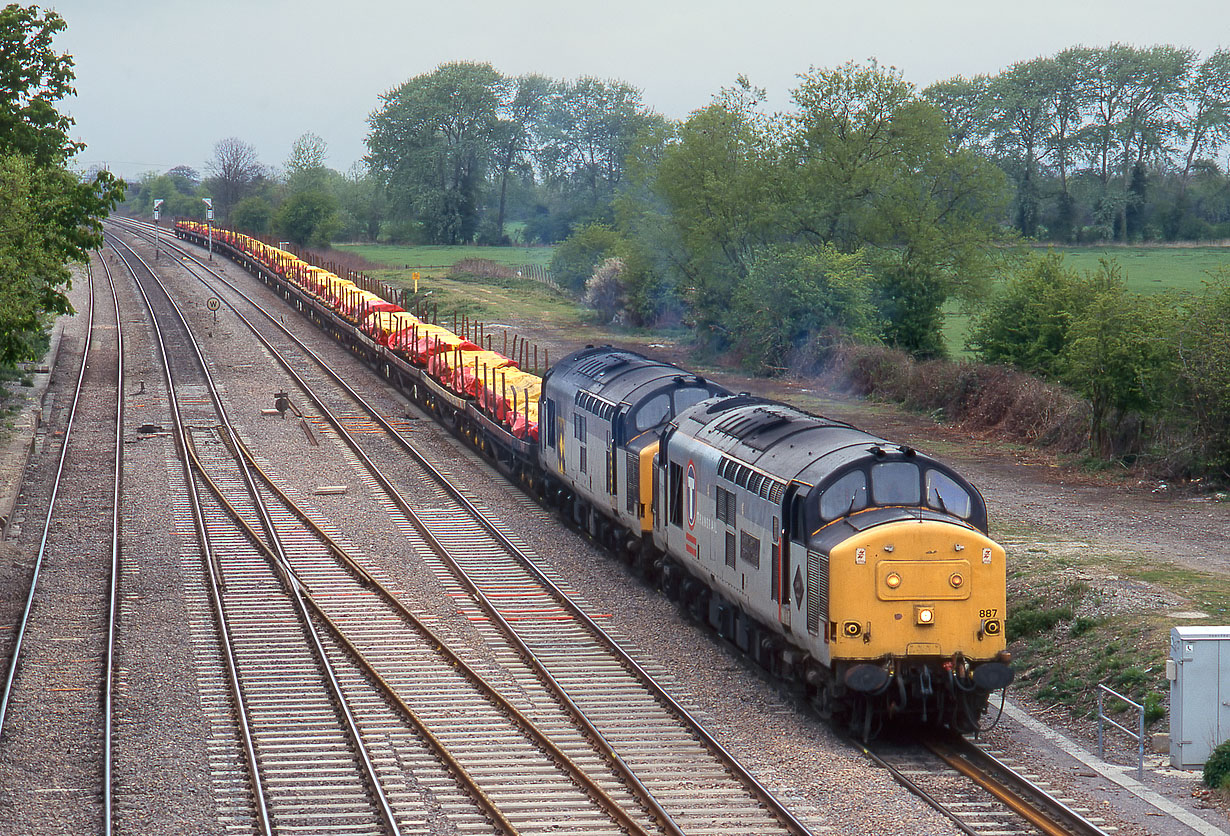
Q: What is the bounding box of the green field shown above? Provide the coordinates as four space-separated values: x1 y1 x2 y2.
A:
1050 245 1230 294
337 243 554 272
942 245 1230 355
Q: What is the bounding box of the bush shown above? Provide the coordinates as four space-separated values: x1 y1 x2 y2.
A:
583 258 627 323
549 224 622 293
1144 692 1165 725
1006 605 1072 641
819 343 1089 452
1204 739 1230 788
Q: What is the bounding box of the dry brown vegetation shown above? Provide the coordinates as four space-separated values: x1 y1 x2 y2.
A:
813 343 1091 453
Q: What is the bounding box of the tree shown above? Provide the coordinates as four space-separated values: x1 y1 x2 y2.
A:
727 244 877 374
0 4 78 165
128 171 203 218
1046 48 1094 241
923 75 992 150
0 4 123 368
538 76 663 228
1062 261 1173 456
1179 50 1230 186
968 252 1086 377
789 62 1010 356
1174 274 1230 474
489 73 551 242
285 131 329 194
166 165 200 192
984 58 1056 237
631 81 784 338
548 223 623 293
332 162 385 242
206 136 264 220
367 61 504 244
231 195 273 235
274 190 339 247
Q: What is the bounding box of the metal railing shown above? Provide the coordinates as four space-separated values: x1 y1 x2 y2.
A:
1097 683 1145 779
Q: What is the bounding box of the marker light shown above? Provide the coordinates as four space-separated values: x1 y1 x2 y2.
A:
885 572 902 589
949 572 964 589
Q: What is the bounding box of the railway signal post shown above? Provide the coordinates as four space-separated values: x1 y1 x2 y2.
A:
153 198 163 260
202 198 214 260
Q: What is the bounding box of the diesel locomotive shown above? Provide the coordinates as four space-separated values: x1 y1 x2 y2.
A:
542 347 1013 734
174 221 1013 733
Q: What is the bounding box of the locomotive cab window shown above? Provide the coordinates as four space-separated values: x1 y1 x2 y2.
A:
925 469 972 518
819 470 868 520
631 392 672 434
871 461 920 505
673 387 710 414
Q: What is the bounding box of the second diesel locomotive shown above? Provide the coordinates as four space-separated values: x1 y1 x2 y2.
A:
542 347 1013 733
174 221 1013 733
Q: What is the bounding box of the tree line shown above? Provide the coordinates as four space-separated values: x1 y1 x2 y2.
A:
116 52 1230 476
120 132 379 249
924 45 1230 242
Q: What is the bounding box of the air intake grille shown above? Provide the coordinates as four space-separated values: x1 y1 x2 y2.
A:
806 549 828 636
626 451 639 515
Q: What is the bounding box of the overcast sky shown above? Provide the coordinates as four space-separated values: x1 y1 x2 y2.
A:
48 0 1230 181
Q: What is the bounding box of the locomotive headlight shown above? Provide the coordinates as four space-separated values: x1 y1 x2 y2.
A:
915 605 935 625
885 572 902 590
948 572 964 589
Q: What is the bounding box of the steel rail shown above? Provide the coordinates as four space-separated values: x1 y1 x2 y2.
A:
0 258 100 734
117 218 815 836
853 739 982 836
108 231 405 836
105 233 276 836
96 251 125 836
187 268 683 836
193 432 663 836
928 737 1111 836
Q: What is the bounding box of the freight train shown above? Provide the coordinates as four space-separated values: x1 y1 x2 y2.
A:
174 220 1014 734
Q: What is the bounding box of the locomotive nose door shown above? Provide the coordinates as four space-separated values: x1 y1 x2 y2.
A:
778 483 807 631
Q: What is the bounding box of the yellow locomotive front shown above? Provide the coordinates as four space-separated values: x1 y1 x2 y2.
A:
800 452 1014 734
824 518 1012 731
827 518 1006 662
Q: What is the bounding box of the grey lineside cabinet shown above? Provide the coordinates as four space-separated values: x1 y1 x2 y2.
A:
1169 626 1230 768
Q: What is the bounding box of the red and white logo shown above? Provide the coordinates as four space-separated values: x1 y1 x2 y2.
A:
686 460 697 529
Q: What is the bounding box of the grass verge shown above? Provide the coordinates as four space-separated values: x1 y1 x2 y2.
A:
336 243 554 271
1001 539 1230 729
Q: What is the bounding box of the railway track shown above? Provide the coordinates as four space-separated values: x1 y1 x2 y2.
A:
109 227 714 834
108 218 827 834
861 732 1114 836
0 253 125 834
